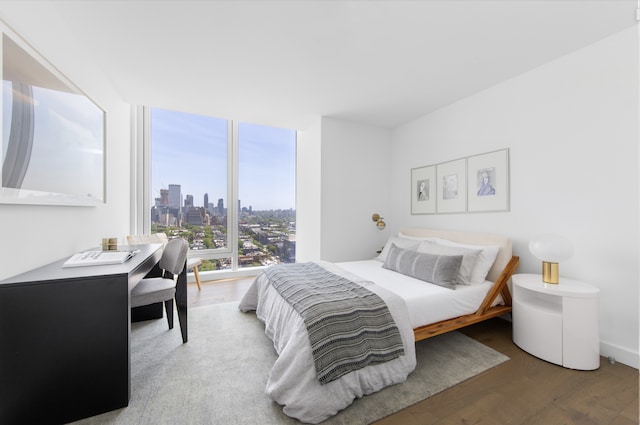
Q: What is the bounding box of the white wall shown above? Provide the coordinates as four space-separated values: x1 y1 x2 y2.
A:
295 117 322 262
0 3 131 280
389 27 639 368
320 117 392 262
1 1 636 369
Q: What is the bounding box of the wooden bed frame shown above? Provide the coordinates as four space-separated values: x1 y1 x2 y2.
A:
397 228 520 342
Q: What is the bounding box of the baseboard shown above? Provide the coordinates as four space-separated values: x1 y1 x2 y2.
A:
500 314 637 369
600 340 639 369
192 267 262 282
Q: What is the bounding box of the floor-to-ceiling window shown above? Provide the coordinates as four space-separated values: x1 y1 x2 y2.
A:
238 122 296 267
142 107 296 275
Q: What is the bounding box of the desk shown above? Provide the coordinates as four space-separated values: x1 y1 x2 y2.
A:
0 243 163 424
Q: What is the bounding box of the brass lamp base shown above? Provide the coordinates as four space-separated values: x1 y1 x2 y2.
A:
542 261 559 284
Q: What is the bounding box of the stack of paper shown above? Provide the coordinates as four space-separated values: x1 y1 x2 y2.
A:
62 250 137 268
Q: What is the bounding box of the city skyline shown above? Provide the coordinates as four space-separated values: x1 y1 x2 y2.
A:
153 182 295 212
151 108 296 211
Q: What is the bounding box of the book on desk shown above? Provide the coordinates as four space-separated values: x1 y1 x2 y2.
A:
62 250 139 268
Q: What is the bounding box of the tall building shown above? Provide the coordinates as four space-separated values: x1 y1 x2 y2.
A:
155 188 169 207
204 193 208 210
168 184 181 209
185 194 194 208
185 207 203 225
217 198 224 215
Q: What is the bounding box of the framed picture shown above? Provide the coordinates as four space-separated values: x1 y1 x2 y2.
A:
411 165 436 214
467 148 509 212
0 25 105 206
436 158 466 213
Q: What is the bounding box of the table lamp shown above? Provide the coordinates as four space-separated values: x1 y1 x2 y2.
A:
528 234 574 284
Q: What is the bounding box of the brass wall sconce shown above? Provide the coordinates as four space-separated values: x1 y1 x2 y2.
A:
372 213 386 230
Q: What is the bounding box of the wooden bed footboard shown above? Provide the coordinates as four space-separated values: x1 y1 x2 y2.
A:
413 255 520 342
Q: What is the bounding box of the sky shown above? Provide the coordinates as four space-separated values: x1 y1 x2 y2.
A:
151 108 296 211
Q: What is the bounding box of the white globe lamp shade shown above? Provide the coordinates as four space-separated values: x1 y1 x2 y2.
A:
529 234 573 284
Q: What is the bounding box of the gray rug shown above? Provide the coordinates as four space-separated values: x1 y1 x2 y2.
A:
73 302 508 425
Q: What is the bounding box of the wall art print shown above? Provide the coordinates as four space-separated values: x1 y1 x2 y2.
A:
410 148 509 214
467 149 509 212
436 158 466 213
0 24 105 206
410 165 436 214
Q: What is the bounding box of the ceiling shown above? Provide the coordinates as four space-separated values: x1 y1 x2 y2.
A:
46 0 637 130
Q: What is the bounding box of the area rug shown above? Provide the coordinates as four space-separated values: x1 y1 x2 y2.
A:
72 302 509 425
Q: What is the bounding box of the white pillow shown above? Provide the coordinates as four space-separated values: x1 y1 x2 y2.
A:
375 235 420 262
417 240 481 286
397 232 439 242
430 238 500 284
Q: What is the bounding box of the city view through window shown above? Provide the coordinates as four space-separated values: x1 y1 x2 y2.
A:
149 108 296 272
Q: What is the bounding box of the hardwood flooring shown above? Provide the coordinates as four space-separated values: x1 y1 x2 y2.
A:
189 278 639 425
376 318 638 425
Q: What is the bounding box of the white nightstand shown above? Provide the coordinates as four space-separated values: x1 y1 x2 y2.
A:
512 273 600 370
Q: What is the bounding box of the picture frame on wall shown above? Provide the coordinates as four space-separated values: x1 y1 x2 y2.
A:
411 165 436 214
0 25 105 206
467 148 509 212
436 158 466 213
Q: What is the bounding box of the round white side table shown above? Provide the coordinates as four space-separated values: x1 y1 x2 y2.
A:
512 273 600 370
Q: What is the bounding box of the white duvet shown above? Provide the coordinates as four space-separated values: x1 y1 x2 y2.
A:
337 260 502 329
238 261 417 424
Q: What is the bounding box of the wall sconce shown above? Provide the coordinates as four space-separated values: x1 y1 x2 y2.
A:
372 213 386 230
529 234 574 284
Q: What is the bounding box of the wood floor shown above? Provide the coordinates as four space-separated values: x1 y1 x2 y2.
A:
188 278 639 425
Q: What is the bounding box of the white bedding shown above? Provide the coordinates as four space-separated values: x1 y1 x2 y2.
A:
238 247 507 423
238 261 416 424
337 260 503 329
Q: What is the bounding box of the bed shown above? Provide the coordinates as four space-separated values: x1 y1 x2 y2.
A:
238 227 519 423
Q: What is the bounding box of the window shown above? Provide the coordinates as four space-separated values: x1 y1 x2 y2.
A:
238 122 297 267
143 107 296 275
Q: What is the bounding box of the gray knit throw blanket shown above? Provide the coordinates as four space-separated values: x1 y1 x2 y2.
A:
263 262 405 384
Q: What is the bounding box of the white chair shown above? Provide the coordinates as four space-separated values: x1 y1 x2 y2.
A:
126 232 168 246
187 257 203 290
130 237 189 340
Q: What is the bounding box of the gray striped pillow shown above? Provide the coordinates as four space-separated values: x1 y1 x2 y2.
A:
382 243 462 290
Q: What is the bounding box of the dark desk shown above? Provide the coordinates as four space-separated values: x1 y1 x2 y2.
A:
0 243 163 425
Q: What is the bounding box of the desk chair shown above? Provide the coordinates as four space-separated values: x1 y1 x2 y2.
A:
127 233 203 290
131 237 188 341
